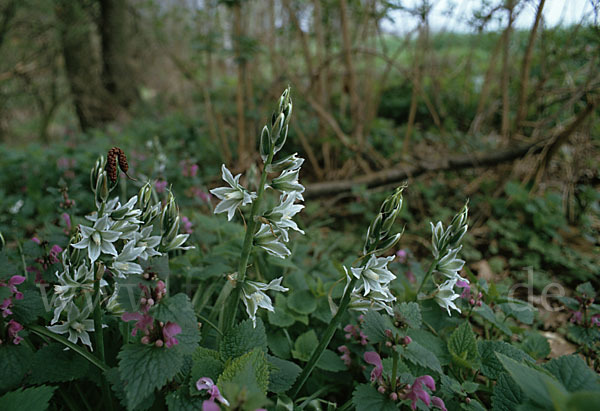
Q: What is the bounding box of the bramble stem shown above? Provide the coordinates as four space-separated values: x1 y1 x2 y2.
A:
223 150 275 333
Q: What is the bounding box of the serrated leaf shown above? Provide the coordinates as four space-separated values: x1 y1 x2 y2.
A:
0 344 32 391
287 290 317 315
492 373 524 411
151 293 200 355
399 341 442 374
166 389 205 411
520 334 550 360
316 349 346 372
0 252 18 277
268 331 291 360
447 321 479 368
362 310 394 344
220 318 267 361
473 303 512 336
478 341 533 379
542 355 600 392
565 391 600 410
218 349 270 396
105 367 155 411
407 328 451 366
499 300 535 325
28 343 90 384
291 330 318 362
352 384 397 411
267 355 301 393
11 289 47 324
189 347 224 394
118 344 183 410
0 385 56 411
395 302 422 329
268 295 295 327
496 353 566 409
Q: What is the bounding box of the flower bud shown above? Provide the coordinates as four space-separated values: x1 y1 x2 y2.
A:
138 182 153 212
403 336 412 346
141 336 150 344
90 156 105 192
389 392 398 401
259 126 271 162
378 386 386 394
155 339 164 347
0 230 4 251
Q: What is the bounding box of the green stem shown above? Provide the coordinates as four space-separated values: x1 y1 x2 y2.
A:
223 150 275 333
288 276 358 398
415 258 439 297
391 349 399 390
93 270 113 411
28 325 107 371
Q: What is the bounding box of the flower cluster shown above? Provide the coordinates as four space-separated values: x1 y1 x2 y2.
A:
196 377 230 411
47 152 192 350
430 203 469 316
0 275 26 345
241 277 288 327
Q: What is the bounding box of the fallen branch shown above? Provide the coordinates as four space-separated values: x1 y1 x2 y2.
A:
304 138 550 199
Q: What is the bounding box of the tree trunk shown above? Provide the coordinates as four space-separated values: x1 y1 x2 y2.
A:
99 0 138 109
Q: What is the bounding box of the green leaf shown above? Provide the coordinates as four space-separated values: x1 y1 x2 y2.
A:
267 355 301 393
473 302 512 336
0 385 56 411
189 347 224 393
362 310 394 344
291 330 318 362
499 299 535 325
576 282 596 300
116 275 148 313
394 302 422 329
218 349 270 396
268 331 291 359
28 343 90 384
565 391 600 410
220 318 267 361
352 384 397 411
542 355 600 393
166 389 205 411
447 321 479 368
399 341 443 374
491 373 524 411
496 353 566 409
267 295 295 327
0 252 18 277
520 334 551 360
11 289 47 324
118 344 184 410
478 341 533 379
287 290 317 315
0 344 32 391
316 349 346 372
151 293 200 355
407 328 451 366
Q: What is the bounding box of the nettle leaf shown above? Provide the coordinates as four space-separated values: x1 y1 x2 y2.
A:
0 252 18 277
362 309 394 344
565 391 600 410
407 328 451 366
0 385 56 411
499 299 535 325
473 303 512 336
398 341 442 374
576 282 596 299
395 302 422 329
520 334 551 360
292 330 318 362
496 353 566 409
542 355 600 392
151 293 200 355
447 321 479 368
0 344 33 391
166 389 205 411
116 275 149 313
141 255 170 281
28 343 90 384
267 331 291 359
218 349 270 396
189 347 224 394
492 373 524 411
352 383 397 411
316 349 346 372
118 344 184 410
105 367 155 411
220 318 267 361
478 341 533 379
11 289 48 324
287 289 317 315
267 294 295 327
267 354 301 393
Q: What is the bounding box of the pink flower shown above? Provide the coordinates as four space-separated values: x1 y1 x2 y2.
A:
406 375 436 410
364 351 383 383
570 311 583 324
338 345 351 366
49 245 63 265
31 237 41 244
456 280 470 299
592 314 600 327
121 312 154 336
196 377 230 410
5 275 26 300
155 180 168 193
1 298 13 317
62 213 72 232
431 396 448 411
405 270 416 283
7 319 24 344
181 216 193 234
162 322 182 348
396 249 408 263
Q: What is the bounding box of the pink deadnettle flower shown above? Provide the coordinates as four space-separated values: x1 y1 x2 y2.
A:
62 213 72 232
196 377 230 411
338 345 351 367
364 351 383 383
49 245 63 265
396 249 408 263
155 180 168 193
181 216 193 234
7 319 24 344
456 279 470 299
162 322 182 348
121 312 154 336
406 375 447 411
1 298 13 318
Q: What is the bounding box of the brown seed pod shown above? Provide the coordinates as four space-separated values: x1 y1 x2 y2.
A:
106 147 134 182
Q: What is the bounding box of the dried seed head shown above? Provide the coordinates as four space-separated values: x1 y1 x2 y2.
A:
105 147 132 182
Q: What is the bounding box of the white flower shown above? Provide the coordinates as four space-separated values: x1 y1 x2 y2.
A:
350 255 396 296
110 241 144 278
72 215 120 263
436 246 466 282
270 168 304 194
435 278 461 316
263 193 304 242
131 226 161 260
210 165 257 221
52 263 98 324
344 265 396 316
266 153 304 174
47 303 95 350
254 224 291 259
241 277 289 327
